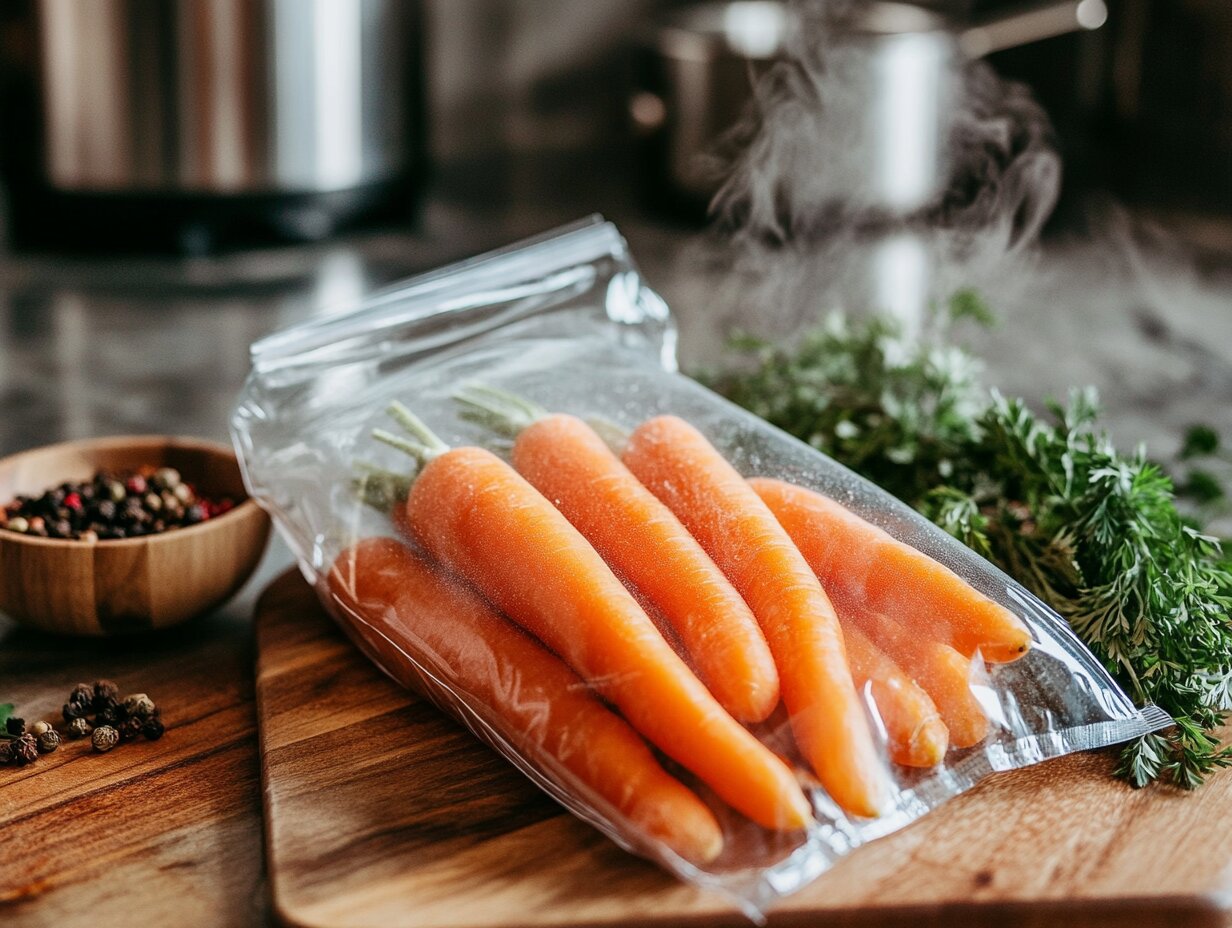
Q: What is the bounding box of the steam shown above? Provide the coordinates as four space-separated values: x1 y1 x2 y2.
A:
681 0 1064 352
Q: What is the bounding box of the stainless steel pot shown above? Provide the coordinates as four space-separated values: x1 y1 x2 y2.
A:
633 0 1107 216
35 0 419 209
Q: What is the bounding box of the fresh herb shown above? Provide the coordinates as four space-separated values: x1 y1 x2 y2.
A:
707 303 1232 788
0 703 12 734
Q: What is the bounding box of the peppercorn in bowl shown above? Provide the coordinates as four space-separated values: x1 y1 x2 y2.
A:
0 435 270 635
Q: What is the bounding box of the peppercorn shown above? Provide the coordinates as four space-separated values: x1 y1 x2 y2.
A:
124 693 156 719
30 720 51 737
37 729 61 753
155 467 182 490
62 701 87 722
107 480 126 503
93 679 119 707
117 717 143 743
92 725 119 753
67 717 92 739
5 515 28 533
0 740 11 764
141 717 166 741
11 733 38 765
5 716 25 736
69 682 93 707
95 705 120 726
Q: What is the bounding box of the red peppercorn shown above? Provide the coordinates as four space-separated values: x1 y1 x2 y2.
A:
125 475 147 495
63 492 83 511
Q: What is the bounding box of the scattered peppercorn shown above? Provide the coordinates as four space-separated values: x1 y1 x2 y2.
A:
141 717 165 741
30 721 51 737
92 725 119 753
93 679 119 706
117 717 144 743
5 716 24 736
11 733 38 765
95 705 121 726
67 717 92 739
0 740 12 764
69 682 93 707
1 467 235 541
62 701 87 722
37 729 61 753
123 693 156 719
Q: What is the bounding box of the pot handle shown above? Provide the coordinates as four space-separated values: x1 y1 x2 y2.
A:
959 0 1107 58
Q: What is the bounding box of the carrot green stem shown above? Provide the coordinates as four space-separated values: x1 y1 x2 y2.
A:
352 460 413 512
454 383 548 438
373 401 451 465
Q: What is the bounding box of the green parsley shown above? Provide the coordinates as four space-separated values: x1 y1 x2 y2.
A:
706 302 1232 788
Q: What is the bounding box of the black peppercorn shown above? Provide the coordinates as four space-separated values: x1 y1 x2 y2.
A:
37 729 61 753
95 705 121 726
142 717 166 741
62 701 87 722
5 716 25 736
93 679 119 708
11 733 38 765
69 682 93 707
0 740 11 764
118 717 143 743
67 717 92 739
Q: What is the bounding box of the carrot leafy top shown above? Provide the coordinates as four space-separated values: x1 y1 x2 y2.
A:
708 297 1232 789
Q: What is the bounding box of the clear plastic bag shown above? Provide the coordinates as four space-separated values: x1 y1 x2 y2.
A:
232 216 1170 920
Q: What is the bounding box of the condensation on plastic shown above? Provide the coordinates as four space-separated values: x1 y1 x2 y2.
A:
232 216 1172 921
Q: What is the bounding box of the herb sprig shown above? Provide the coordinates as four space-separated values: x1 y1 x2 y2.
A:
708 300 1232 787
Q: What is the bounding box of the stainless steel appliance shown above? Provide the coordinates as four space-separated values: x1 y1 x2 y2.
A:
23 0 423 248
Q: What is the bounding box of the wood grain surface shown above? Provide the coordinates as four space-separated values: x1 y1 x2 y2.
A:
255 568 1232 928
0 608 265 928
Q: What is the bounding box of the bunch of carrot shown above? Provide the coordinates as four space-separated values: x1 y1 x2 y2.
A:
330 389 1032 865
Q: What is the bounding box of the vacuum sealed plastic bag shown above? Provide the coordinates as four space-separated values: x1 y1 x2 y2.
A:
232 217 1170 919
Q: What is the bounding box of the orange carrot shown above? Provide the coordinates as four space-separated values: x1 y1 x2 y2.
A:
328 537 725 863
842 623 948 767
749 478 1031 663
841 606 990 748
375 405 812 831
456 388 779 723
622 415 892 818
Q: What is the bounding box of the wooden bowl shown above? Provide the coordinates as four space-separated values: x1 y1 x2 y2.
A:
0 435 271 636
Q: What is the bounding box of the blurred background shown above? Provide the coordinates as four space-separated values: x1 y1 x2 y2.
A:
0 0 1228 456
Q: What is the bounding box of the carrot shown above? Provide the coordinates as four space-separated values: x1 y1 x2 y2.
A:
840 606 990 748
749 478 1031 663
374 404 812 831
454 385 780 723
622 415 892 818
328 537 725 863
842 623 948 767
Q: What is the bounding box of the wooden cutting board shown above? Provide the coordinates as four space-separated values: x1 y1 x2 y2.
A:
255 569 1232 928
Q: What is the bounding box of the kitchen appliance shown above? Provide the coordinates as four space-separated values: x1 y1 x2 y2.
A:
632 0 1107 220
12 0 423 250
